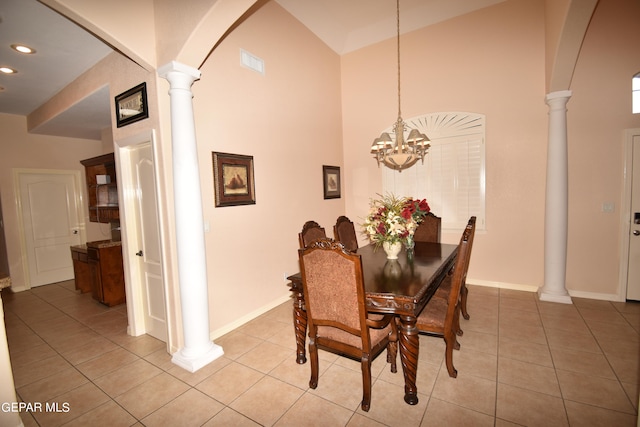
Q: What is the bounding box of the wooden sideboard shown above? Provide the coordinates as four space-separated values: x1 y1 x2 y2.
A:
71 241 125 306
70 245 92 294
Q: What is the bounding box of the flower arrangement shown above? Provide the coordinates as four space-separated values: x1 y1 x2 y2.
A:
362 193 431 247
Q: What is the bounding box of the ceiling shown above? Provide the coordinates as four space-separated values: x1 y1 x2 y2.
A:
0 0 505 140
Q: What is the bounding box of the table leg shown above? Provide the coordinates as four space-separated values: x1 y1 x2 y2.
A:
398 315 420 405
291 287 307 364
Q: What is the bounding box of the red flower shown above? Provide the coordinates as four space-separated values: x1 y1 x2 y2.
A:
400 207 412 220
418 199 430 212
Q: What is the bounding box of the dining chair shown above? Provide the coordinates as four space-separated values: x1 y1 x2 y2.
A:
415 216 476 378
298 238 398 412
415 212 472 322
298 220 327 248
413 212 441 243
333 215 359 252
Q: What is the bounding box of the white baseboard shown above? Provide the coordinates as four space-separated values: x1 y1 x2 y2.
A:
210 293 291 341
566 289 625 302
468 278 538 293
468 278 625 302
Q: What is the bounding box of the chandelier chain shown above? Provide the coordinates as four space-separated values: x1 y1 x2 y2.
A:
396 0 401 119
370 0 430 172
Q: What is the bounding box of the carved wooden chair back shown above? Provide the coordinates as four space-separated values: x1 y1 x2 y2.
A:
413 212 441 243
333 215 359 252
415 216 476 378
298 220 327 248
298 238 397 412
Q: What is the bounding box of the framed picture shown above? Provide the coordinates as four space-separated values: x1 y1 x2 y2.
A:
212 152 256 207
115 82 149 127
323 165 341 199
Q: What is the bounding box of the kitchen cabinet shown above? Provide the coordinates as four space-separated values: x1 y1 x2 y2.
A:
86 240 125 306
80 153 119 223
70 245 92 294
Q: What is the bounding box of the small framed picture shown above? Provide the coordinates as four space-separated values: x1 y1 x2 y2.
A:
212 152 256 207
115 83 149 127
323 165 341 199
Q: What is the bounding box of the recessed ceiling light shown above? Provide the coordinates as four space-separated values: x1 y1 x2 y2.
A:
0 67 17 74
11 44 36 54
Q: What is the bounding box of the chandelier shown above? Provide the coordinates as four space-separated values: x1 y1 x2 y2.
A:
371 0 430 172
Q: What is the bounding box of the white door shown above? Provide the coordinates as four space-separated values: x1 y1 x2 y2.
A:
17 170 83 287
626 135 640 300
130 144 167 341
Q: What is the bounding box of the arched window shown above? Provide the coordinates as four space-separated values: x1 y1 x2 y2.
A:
633 72 640 114
382 112 486 231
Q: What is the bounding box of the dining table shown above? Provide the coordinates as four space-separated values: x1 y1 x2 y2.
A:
287 241 458 405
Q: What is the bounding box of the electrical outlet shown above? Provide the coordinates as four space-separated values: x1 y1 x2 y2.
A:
602 202 615 213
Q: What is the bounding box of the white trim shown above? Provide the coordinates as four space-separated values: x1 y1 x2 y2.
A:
115 130 174 351
469 279 624 302
210 293 291 340
115 140 144 338
568 289 624 302
618 129 640 300
468 279 538 293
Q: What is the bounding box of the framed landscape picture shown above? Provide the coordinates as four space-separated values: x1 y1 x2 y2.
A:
115 82 149 127
323 165 341 199
212 152 256 207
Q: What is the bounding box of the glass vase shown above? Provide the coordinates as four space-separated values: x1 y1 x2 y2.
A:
405 235 415 251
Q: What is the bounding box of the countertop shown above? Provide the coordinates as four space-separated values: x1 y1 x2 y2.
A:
73 240 122 250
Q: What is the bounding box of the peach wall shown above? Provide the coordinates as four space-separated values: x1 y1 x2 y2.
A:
154 0 260 68
343 0 548 289
0 113 105 290
566 0 640 296
193 1 345 333
153 0 219 65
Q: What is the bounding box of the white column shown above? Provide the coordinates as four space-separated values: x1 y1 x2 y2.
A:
539 90 573 304
158 61 223 371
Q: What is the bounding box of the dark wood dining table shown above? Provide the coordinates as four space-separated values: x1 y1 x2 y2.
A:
287 241 458 405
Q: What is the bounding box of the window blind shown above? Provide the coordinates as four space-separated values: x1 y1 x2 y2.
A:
381 112 485 231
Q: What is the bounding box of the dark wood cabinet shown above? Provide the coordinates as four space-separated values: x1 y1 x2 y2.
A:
70 245 92 294
81 153 119 223
86 241 125 306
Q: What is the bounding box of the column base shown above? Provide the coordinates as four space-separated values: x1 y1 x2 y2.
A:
537 288 573 304
171 342 224 372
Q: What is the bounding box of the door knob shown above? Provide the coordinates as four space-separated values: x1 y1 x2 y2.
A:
633 230 640 236
136 250 143 256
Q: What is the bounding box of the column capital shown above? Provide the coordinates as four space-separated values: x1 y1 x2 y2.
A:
158 61 201 84
546 90 572 103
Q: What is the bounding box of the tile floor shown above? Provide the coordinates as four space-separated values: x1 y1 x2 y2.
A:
2 280 639 426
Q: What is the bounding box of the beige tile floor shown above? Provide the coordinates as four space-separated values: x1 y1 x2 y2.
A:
2 280 639 426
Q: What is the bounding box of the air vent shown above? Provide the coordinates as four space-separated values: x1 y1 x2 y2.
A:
240 49 265 75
